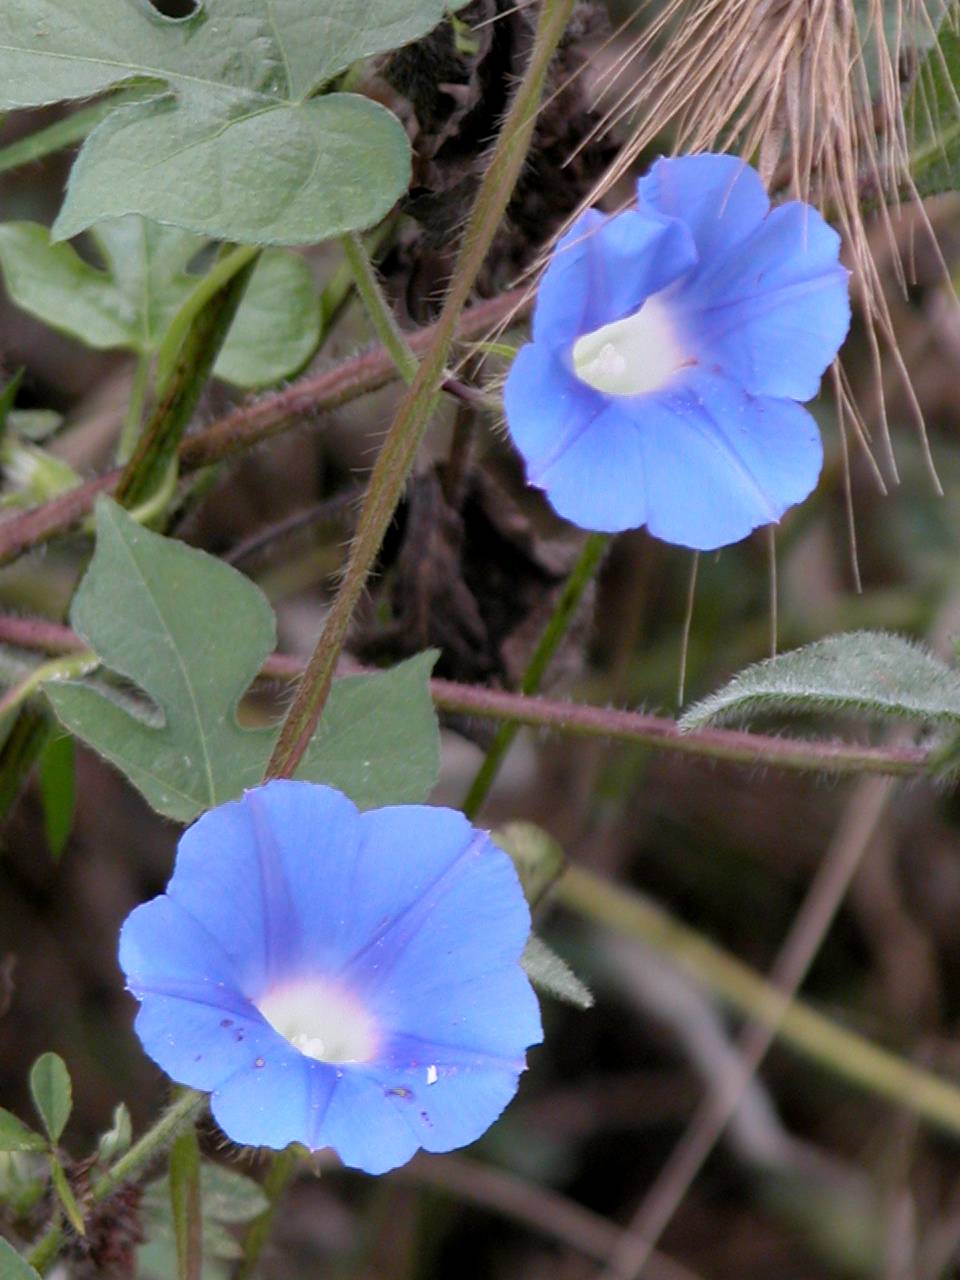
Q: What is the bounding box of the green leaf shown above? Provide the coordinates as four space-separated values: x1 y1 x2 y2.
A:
46 498 439 821
908 12 960 196
169 1129 202 1280
491 821 566 907
0 1237 42 1279
38 734 75 860
0 219 320 388
0 0 445 245
96 1103 132 1165
28 1053 71 1145
680 631 960 731
139 1161 268 1280
0 1108 46 1153
521 935 594 1010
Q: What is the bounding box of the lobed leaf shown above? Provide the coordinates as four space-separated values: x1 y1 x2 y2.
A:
0 0 448 244
46 499 440 821
680 631 960 731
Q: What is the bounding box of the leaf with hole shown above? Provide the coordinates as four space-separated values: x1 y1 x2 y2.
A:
0 219 320 388
0 0 450 244
680 631 960 731
45 499 440 821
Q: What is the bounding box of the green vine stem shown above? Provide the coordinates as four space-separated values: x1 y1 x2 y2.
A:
235 1146 301 1280
263 0 575 781
0 289 529 567
463 532 608 819
557 866 960 1138
117 351 153 465
27 1089 206 1275
114 249 258 511
341 232 418 384
0 615 934 779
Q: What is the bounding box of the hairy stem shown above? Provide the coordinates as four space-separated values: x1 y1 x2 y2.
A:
462 533 607 819
0 615 933 779
0 290 528 567
264 0 575 781
341 232 418 383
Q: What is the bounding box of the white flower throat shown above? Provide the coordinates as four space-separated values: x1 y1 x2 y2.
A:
572 293 688 397
258 979 380 1063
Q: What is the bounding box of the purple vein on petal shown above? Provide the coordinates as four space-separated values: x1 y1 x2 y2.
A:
246 788 302 986
337 832 490 987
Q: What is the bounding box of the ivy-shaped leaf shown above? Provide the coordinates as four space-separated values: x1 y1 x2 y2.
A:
0 218 320 388
46 498 440 822
680 631 960 731
0 0 449 245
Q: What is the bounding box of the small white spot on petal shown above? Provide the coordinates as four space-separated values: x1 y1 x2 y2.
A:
426 1064 438 1085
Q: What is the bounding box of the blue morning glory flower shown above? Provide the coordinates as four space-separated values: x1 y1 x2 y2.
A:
119 781 541 1175
504 153 851 550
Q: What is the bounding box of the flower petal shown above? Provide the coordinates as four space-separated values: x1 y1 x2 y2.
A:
636 371 823 549
503 343 606 479
681 201 850 400
163 782 361 997
211 1050 339 1152
368 1061 526 1160
638 153 769 260
526 395 649 534
533 207 697 349
131 993 281 1091
336 807 530 981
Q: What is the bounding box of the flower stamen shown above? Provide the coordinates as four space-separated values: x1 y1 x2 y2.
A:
258 979 380 1064
572 293 687 397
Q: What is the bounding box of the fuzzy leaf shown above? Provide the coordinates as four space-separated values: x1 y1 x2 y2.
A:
0 0 444 244
0 1108 47 1153
521 934 594 1010
0 219 320 387
680 631 960 731
46 499 439 821
28 1053 71 1145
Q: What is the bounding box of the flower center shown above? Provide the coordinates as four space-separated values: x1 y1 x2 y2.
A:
572 293 688 397
257 979 380 1063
